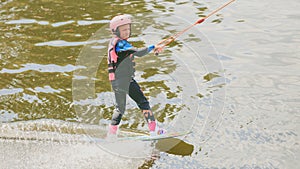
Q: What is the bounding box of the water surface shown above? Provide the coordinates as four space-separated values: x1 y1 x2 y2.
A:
0 0 299 168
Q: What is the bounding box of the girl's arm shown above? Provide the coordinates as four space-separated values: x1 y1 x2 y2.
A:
130 45 155 57
116 40 155 57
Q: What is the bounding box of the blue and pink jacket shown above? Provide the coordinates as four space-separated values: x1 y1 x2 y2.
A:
107 36 155 81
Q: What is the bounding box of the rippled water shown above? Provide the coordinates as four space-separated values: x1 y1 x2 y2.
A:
0 0 299 168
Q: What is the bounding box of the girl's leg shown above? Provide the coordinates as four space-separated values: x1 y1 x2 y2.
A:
111 89 127 125
128 79 156 131
109 78 130 135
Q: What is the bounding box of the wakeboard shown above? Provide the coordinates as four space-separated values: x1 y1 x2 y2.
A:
117 130 192 141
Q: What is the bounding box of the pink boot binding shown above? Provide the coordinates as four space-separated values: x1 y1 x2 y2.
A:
148 121 156 132
108 124 118 135
148 121 166 136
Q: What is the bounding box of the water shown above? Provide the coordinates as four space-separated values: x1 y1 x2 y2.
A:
0 0 299 168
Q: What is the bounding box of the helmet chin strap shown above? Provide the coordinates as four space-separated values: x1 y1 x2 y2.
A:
113 28 120 37
113 25 131 39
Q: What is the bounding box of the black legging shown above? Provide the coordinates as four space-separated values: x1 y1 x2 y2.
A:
110 78 155 125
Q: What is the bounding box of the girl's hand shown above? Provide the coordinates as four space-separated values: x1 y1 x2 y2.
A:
154 45 164 55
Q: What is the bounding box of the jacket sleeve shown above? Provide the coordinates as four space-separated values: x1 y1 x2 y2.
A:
116 40 155 57
131 45 155 57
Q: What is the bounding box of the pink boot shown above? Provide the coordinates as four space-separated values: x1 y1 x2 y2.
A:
108 124 118 135
148 121 166 136
148 121 156 132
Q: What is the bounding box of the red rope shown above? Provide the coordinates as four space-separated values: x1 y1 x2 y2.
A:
156 0 236 50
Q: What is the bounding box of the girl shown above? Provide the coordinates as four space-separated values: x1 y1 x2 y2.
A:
107 14 164 136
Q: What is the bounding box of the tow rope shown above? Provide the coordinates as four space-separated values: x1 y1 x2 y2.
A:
155 0 236 54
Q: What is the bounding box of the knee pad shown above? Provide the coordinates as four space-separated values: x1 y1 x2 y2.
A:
143 110 155 122
111 109 123 125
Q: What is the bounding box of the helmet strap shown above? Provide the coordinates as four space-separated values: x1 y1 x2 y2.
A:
113 27 120 37
113 24 131 39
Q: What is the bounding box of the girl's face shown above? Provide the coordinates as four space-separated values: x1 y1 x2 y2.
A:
118 24 130 39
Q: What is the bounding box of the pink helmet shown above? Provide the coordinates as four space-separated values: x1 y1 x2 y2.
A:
109 14 132 33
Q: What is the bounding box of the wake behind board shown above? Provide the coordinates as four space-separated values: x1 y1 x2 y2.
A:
117 130 192 141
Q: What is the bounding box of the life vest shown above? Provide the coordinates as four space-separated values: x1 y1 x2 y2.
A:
107 36 136 81
107 37 120 81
